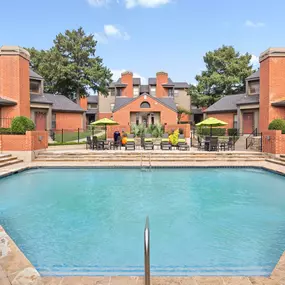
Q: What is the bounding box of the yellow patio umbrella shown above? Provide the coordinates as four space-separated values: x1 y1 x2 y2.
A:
91 118 119 139
196 117 227 136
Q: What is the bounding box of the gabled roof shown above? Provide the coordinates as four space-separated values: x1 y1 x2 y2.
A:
44 93 84 113
140 85 149 93
173 82 189 89
113 94 177 113
29 69 43 80
246 70 260 81
30 94 53 104
205 94 245 113
87 96 98 104
236 94 259 105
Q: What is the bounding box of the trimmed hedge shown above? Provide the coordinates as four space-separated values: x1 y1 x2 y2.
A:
268 119 285 134
11 116 35 134
0 128 12 134
228 128 239 136
198 127 226 136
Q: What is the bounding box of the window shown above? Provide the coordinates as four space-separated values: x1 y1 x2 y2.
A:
133 87 139 97
174 90 179 97
116 89 122 97
30 80 41 94
168 89 174 97
52 113 56 130
88 103 97 109
150 87 156 97
136 113 139 125
140 102 151 108
110 103 115 112
248 81 260 95
233 114 238 129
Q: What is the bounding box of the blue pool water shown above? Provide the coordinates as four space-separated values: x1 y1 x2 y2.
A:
1 168 285 276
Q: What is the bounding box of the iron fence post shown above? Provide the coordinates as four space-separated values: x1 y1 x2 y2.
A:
62 129 63 144
78 128 80 144
261 132 263 152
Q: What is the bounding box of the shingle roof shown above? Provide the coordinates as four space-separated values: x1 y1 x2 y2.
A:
246 70 260 81
87 96 98 104
29 69 43 79
205 94 245 113
272 100 285 107
236 94 259 105
173 82 189 89
113 94 177 112
86 109 97 115
148 78 156 85
30 94 53 104
116 78 141 85
44 93 85 113
0 97 17 106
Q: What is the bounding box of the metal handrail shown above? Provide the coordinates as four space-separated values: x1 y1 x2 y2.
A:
144 217 150 285
149 154 151 170
140 152 143 169
246 128 258 149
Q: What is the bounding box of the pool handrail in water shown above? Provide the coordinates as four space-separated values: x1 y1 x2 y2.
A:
144 217 150 285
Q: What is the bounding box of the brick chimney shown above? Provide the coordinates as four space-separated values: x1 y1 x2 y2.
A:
79 96 88 110
0 46 31 118
156 71 168 97
121 71 133 98
259 48 285 132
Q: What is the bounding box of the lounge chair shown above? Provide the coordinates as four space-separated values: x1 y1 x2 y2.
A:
125 134 135 151
144 133 154 150
161 133 172 150
177 134 190 151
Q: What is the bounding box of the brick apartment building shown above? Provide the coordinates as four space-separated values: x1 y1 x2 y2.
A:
0 46 87 131
97 71 190 127
204 48 285 134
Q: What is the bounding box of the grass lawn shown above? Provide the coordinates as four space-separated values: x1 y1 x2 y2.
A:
54 129 104 143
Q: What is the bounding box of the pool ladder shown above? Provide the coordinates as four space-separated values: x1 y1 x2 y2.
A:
140 153 152 171
144 217 150 285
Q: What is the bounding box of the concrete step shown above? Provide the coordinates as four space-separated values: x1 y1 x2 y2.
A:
266 158 285 167
0 155 19 163
0 158 23 168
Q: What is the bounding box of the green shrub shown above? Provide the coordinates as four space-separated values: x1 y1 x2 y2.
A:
11 116 35 134
198 127 226 136
169 129 179 145
268 119 285 133
228 128 239 136
0 128 12 134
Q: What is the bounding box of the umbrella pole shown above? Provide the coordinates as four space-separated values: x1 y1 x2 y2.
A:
105 125 107 140
210 125 212 137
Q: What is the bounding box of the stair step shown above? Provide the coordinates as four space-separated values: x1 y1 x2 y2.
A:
0 156 20 163
0 159 23 168
266 159 285 167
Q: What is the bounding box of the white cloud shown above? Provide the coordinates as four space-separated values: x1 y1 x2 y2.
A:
87 0 110 6
245 20 265 28
111 69 147 84
125 0 170 8
250 54 259 67
94 25 130 44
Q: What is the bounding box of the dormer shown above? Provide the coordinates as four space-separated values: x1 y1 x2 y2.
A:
246 70 260 95
29 69 44 95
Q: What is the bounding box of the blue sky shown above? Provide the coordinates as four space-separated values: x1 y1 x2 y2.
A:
1 0 285 84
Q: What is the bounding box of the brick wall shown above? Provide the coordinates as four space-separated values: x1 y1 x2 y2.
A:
262 130 285 154
54 112 83 130
113 95 177 125
79 97 88 110
0 131 48 151
205 113 236 128
121 71 133 98
164 124 191 138
260 55 285 132
98 113 113 120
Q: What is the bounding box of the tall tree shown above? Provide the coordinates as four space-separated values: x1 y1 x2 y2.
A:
26 27 112 100
189 45 254 107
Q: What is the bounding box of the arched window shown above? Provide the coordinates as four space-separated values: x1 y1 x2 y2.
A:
140 102 151 108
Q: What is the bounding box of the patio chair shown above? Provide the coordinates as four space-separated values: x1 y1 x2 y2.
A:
86 136 93 150
197 136 205 151
209 137 219 151
227 137 235 151
111 135 122 150
161 133 172 150
144 133 154 150
177 134 190 151
125 134 135 151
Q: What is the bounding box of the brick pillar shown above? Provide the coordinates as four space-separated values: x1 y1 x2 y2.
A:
121 71 133 98
0 46 31 118
156 71 168 97
259 48 285 132
79 97 88 110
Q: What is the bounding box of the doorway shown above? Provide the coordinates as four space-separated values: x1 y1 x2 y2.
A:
243 112 254 134
35 112 47 131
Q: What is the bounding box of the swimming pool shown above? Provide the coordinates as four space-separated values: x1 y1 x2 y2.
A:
0 167 285 276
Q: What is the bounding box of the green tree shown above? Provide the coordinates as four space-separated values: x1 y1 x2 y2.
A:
26 27 112 101
190 45 254 107
177 107 191 123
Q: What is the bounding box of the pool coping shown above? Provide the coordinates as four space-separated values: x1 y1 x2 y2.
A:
1 161 285 284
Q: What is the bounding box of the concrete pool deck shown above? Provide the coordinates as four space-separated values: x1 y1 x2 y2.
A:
1 159 285 284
